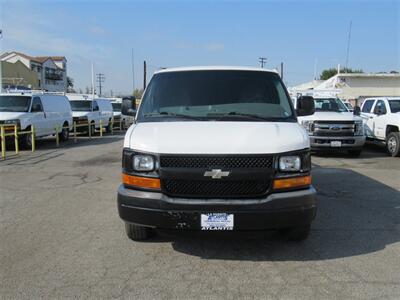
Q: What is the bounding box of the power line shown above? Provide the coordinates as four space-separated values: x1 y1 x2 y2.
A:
96 73 105 96
259 57 267 68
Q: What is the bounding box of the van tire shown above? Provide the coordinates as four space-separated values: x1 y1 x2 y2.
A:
125 223 152 241
20 127 33 149
279 224 311 241
106 120 112 133
348 149 362 157
386 132 400 157
59 123 69 142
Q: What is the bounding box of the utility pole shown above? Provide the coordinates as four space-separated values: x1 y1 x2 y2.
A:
143 60 147 90
280 62 284 80
345 21 352 69
132 48 135 94
259 57 267 68
96 73 105 96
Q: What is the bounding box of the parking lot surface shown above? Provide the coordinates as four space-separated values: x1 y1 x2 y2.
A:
1 136 400 299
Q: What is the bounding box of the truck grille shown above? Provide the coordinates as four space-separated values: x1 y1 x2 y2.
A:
160 155 273 169
314 121 355 137
162 179 270 198
159 154 273 198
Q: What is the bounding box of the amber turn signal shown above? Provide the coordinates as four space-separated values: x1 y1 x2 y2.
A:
122 174 161 189
273 175 311 190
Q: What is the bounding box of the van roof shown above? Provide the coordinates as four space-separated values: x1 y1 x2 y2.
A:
154 66 278 74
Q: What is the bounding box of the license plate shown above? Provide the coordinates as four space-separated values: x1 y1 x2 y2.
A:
331 141 342 147
201 213 234 230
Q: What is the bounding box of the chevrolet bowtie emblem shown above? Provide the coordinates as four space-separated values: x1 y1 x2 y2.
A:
204 169 230 179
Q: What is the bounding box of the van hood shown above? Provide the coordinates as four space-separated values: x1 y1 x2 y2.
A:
0 112 29 121
300 111 362 122
125 121 309 154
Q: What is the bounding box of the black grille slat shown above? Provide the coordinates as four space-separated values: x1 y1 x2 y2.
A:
160 155 273 169
162 179 269 198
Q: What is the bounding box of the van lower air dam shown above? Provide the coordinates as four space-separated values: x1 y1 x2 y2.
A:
117 66 317 241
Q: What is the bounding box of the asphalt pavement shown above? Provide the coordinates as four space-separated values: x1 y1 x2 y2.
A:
1 135 399 299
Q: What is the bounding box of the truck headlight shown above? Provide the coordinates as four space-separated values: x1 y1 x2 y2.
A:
301 120 314 135
279 156 301 172
354 120 364 136
133 155 155 171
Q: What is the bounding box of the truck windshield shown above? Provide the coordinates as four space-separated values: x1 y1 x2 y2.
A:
112 103 121 112
389 100 400 113
314 98 348 112
70 101 92 111
0 96 31 112
137 70 295 122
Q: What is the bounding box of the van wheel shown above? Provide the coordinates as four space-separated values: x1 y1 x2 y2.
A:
279 224 311 241
89 123 95 135
20 127 33 149
59 124 69 141
125 223 153 241
106 121 112 133
348 149 362 157
386 132 400 157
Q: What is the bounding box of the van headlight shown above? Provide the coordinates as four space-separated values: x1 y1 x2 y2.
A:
301 120 314 135
4 119 20 125
354 120 364 136
133 155 155 171
279 156 301 172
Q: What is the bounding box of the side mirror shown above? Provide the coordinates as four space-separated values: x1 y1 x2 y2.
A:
296 96 315 116
353 106 361 116
122 97 136 116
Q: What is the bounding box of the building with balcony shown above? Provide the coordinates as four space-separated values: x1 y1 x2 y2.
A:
0 51 67 92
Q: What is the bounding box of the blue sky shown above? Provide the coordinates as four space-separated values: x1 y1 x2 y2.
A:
1 0 399 95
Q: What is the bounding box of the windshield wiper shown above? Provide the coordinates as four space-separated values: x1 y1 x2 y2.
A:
207 112 287 121
143 111 204 120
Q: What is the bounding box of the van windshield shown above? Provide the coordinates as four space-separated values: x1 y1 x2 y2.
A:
0 96 31 112
112 103 121 112
314 98 348 112
70 100 92 111
137 70 295 122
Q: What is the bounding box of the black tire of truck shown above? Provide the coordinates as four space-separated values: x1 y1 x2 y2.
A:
125 223 155 241
279 223 311 241
386 132 400 157
348 149 362 157
59 123 69 142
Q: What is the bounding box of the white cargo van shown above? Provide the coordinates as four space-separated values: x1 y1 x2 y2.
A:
112 101 135 129
68 98 114 133
0 93 72 147
117 66 317 241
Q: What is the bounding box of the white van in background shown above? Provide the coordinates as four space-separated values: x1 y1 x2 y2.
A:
0 93 73 147
68 98 114 133
112 101 135 129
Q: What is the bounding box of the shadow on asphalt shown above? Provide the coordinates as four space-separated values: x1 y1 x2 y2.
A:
141 166 400 261
312 142 388 159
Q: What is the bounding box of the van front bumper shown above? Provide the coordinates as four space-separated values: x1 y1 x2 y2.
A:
310 135 366 150
117 185 317 231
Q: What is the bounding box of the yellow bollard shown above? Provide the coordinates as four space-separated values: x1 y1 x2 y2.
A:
31 126 36 152
14 124 19 155
99 120 103 137
73 121 77 143
1 126 6 160
55 126 60 147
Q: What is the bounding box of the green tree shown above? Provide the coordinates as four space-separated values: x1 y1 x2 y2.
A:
133 88 144 99
67 76 75 92
320 67 363 80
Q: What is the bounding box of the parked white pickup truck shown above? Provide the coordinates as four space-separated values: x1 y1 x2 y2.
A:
295 96 365 156
361 97 400 157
